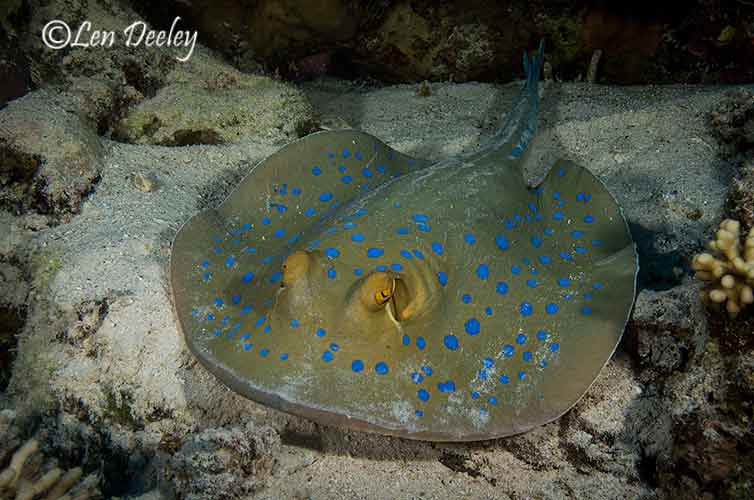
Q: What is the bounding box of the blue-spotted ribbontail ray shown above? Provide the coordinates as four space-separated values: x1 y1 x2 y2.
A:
170 42 638 441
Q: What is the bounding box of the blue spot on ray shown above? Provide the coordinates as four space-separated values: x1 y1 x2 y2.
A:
465 319 480 336
520 302 533 316
476 264 489 280
325 247 340 258
444 335 459 350
438 381 456 393
495 235 510 250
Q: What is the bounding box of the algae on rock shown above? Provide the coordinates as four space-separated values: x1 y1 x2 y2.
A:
0 89 103 217
114 53 316 146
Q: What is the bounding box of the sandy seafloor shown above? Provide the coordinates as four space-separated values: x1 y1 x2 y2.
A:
5 73 754 500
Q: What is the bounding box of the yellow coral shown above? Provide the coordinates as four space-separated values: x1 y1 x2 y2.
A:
0 438 98 500
692 219 754 317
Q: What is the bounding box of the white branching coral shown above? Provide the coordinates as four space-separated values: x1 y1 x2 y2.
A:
0 422 100 500
692 219 754 317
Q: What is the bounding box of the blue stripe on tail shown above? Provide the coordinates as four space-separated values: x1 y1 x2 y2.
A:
464 41 545 168
510 40 544 159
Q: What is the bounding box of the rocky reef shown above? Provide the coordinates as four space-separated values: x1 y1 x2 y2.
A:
131 0 754 84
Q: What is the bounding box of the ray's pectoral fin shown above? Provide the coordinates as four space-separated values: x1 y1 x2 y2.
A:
537 159 634 256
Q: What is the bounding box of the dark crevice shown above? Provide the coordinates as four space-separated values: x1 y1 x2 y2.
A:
0 305 24 392
637 449 658 487
171 128 223 146
51 394 155 496
280 427 325 451
0 255 29 393
628 222 688 291
437 451 486 481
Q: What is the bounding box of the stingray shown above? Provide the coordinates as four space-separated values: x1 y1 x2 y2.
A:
170 43 638 441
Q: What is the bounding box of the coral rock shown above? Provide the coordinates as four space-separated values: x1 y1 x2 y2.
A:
0 90 103 217
166 422 280 500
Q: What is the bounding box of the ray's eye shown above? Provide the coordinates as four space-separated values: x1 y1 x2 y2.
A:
281 250 312 288
375 288 393 305
358 271 395 312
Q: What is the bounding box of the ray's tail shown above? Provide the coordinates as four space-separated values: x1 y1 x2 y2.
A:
508 39 545 158
468 40 544 166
